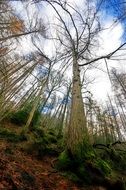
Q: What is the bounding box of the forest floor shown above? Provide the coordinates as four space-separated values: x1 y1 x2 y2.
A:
0 140 106 190
0 122 125 190
0 141 108 190
0 140 78 190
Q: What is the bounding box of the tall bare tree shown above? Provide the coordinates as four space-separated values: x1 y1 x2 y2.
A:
33 0 126 156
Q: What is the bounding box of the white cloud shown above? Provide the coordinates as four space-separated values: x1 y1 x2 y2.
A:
99 21 123 55
88 19 124 101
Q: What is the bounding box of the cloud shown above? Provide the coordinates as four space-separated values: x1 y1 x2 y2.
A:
88 18 124 102
99 20 124 55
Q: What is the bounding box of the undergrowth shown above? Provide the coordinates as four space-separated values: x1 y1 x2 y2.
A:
0 128 27 142
8 104 41 127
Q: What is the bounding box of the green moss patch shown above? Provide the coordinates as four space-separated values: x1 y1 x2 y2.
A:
0 128 27 142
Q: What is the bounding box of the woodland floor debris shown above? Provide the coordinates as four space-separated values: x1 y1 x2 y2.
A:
0 121 125 190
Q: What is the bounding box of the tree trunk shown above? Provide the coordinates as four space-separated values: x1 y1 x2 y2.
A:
58 85 71 137
67 52 89 155
23 85 44 133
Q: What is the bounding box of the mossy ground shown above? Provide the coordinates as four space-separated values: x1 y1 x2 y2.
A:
56 145 126 189
0 120 126 189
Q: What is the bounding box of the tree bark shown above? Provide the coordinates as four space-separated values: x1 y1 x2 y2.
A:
23 84 44 133
67 52 89 155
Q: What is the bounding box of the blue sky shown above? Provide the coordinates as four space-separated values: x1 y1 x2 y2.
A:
98 0 126 40
98 0 124 15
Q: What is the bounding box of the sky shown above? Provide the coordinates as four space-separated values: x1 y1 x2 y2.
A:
89 18 124 102
91 0 125 102
11 0 126 103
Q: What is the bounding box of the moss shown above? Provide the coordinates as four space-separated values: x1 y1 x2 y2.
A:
25 135 59 158
10 110 28 126
32 127 58 144
57 150 72 170
95 159 112 176
22 126 62 158
32 127 45 138
76 165 92 184
4 147 13 154
73 142 96 162
46 134 57 143
57 151 92 184
33 138 48 157
104 148 126 172
83 150 96 160
61 171 81 183
0 128 27 142
9 105 41 127
56 145 125 187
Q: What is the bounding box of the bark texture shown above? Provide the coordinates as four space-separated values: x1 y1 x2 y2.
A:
67 52 89 154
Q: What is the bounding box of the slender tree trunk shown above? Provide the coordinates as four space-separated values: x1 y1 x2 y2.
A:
40 90 52 112
67 52 89 155
23 84 44 133
108 95 122 141
58 84 71 137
